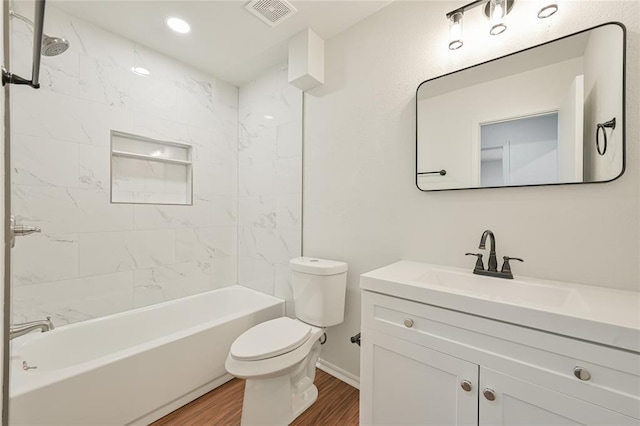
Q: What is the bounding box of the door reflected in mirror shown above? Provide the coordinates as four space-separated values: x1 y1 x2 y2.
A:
416 23 625 191
480 112 560 187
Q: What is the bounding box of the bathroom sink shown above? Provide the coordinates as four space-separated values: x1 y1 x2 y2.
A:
361 261 640 352
414 267 575 308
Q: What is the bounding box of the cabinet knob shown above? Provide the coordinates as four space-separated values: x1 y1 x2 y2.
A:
460 380 472 392
403 318 414 328
483 388 496 401
573 366 591 381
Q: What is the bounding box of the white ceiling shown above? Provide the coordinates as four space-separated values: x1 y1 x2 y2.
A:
51 0 393 86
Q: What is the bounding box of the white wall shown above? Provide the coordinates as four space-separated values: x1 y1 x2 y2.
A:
1 0 5 418
304 0 640 378
9 4 238 326
237 63 302 315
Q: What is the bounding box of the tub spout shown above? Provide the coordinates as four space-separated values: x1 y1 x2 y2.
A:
10 317 54 340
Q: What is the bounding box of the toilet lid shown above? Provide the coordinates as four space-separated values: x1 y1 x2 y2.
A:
230 317 312 361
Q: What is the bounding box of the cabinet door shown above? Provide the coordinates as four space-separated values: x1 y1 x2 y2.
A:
479 367 639 425
360 329 478 425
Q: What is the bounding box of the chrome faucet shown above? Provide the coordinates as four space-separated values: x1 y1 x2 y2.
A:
10 317 54 340
466 230 523 279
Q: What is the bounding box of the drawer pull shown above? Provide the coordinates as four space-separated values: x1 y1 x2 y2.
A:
573 366 591 381
460 380 472 392
483 388 496 401
403 318 414 328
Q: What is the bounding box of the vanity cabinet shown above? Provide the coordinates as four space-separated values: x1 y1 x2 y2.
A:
360 291 640 425
478 367 637 425
361 329 478 425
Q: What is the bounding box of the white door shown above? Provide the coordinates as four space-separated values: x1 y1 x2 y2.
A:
479 367 638 425
501 143 511 185
360 329 478 426
557 74 584 183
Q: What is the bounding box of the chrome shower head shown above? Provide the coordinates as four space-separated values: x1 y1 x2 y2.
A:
42 35 70 56
9 10 70 56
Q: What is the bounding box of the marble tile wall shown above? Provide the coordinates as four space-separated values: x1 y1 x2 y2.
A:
237 63 303 316
10 4 238 325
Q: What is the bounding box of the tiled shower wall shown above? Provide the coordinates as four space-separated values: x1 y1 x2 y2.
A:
238 64 303 316
10 5 238 325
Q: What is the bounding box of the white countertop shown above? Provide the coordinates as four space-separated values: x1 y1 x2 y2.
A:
360 261 640 353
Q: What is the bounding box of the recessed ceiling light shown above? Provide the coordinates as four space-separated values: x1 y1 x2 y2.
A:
166 17 191 34
264 115 274 120
132 66 150 76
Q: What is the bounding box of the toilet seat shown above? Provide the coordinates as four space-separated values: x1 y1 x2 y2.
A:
230 317 312 361
226 322 324 380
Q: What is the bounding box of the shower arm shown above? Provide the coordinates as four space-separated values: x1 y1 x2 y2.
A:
2 0 46 89
10 10 38 28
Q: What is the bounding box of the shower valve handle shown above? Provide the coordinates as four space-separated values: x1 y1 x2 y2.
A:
13 224 41 236
10 215 41 248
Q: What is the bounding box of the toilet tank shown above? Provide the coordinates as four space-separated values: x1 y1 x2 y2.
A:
290 257 348 327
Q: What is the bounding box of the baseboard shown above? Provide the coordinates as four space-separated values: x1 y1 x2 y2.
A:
128 374 234 425
316 358 360 390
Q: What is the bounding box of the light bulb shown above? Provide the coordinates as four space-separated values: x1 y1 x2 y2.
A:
451 22 462 40
492 4 504 22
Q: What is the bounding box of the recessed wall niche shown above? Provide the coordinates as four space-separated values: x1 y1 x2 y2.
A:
110 131 193 205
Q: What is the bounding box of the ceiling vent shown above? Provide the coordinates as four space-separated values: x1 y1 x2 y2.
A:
245 0 297 28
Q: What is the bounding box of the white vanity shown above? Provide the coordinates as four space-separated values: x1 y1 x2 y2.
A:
359 261 640 425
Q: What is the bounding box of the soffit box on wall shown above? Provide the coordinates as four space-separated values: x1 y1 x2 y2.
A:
288 28 324 91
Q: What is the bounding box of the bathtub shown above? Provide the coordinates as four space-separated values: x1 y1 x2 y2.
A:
9 285 284 425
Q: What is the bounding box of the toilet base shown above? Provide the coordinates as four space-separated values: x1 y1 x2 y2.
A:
238 339 322 426
293 383 319 420
240 377 318 426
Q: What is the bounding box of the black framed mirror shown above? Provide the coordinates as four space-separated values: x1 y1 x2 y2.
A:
416 22 626 191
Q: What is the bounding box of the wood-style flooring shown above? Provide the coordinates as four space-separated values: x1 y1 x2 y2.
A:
151 369 359 426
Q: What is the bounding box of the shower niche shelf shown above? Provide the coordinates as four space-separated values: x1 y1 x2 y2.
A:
110 131 193 205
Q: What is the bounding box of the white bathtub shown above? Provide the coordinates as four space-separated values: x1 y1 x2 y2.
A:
9 285 284 425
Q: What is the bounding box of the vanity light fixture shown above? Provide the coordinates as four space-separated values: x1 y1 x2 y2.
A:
166 17 191 34
448 12 464 50
537 2 558 19
446 0 553 50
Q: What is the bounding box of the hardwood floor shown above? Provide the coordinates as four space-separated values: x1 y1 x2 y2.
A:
151 369 359 426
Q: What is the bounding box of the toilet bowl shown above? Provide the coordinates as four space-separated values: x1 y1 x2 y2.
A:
225 257 348 426
226 317 324 425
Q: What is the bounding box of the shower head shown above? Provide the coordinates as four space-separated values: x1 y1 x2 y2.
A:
10 10 70 56
42 35 70 56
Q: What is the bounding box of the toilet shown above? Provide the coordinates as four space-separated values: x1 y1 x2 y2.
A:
225 257 348 425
